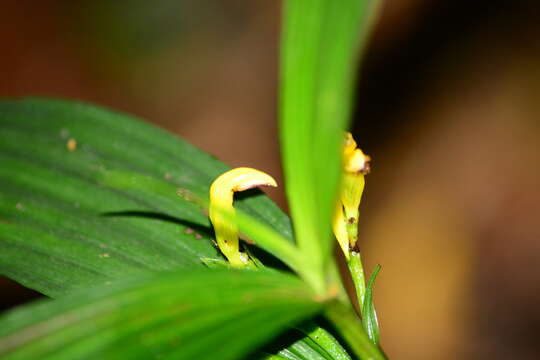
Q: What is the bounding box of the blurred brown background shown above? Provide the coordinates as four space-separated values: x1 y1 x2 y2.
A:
1 1 539 359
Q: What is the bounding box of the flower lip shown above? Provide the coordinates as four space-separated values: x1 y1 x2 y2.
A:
359 157 371 175
345 150 371 175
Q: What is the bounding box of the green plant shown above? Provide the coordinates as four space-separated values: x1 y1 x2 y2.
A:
0 0 385 359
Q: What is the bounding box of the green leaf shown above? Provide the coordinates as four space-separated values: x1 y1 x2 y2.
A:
0 98 292 297
0 269 322 360
279 0 381 291
259 324 350 360
278 339 330 360
0 99 351 360
295 322 352 360
362 264 381 346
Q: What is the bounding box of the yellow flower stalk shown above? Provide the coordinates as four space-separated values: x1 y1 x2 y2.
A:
209 167 277 268
333 132 371 255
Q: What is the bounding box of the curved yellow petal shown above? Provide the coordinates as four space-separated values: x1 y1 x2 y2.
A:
209 167 277 267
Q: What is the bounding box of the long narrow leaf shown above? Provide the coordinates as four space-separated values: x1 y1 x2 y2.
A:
0 269 322 360
280 0 381 292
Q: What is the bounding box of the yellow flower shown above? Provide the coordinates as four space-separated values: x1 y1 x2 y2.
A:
209 167 277 267
333 133 371 257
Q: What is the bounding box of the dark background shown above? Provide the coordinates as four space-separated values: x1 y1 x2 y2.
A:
1 1 539 358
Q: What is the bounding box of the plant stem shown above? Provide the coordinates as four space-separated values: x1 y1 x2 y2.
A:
347 250 367 312
325 301 387 360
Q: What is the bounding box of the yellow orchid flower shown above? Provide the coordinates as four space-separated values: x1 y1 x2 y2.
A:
333 132 371 255
209 167 277 267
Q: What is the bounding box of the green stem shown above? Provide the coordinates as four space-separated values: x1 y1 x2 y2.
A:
325 301 387 360
347 251 367 312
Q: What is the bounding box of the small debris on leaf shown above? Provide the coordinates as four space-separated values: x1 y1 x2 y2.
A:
67 138 77 152
60 128 69 139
